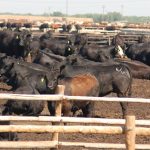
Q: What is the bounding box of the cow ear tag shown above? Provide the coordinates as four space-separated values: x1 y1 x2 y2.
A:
41 77 45 82
16 35 19 39
67 41 70 44
68 48 71 51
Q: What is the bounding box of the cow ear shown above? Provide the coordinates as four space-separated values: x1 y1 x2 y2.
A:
70 58 76 65
60 65 65 73
40 77 45 83
43 75 49 85
11 63 15 67
67 47 71 51
16 35 19 39
27 34 32 38
0 53 7 59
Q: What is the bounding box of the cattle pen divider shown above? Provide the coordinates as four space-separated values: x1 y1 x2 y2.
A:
0 85 150 149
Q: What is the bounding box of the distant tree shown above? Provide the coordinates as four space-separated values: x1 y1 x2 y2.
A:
52 11 64 17
106 12 123 21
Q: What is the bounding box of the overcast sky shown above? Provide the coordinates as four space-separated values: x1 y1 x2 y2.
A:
0 0 149 16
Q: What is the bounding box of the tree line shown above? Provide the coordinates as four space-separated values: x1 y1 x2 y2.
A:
1 11 150 23
40 11 150 23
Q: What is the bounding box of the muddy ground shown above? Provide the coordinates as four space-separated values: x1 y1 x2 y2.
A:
0 79 150 150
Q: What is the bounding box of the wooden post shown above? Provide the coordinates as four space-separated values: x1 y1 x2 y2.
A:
125 115 136 150
108 37 111 46
51 85 65 150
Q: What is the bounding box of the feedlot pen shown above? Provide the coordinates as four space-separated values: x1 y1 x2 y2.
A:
33 29 150 46
0 84 150 150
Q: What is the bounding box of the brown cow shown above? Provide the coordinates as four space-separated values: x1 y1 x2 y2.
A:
48 74 99 117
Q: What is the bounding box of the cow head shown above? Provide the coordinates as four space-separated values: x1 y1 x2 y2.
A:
33 71 58 94
33 74 49 94
0 55 14 76
19 31 32 47
114 45 126 58
64 45 78 57
74 33 88 46
23 40 40 62
112 33 126 49
66 34 76 46
46 73 58 93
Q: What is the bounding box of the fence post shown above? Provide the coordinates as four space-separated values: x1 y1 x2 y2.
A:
125 115 136 150
51 85 65 150
108 36 111 46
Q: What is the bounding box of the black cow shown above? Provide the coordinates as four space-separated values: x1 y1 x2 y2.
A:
66 54 150 80
33 50 65 69
114 58 150 80
61 24 81 33
2 85 45 116
6 22 12 30
0 105 18 141
0 30 21 56
0 131 18 141
77 33 127 62
75 24 82 33
40 31 54 41
23 38 40 62
112 33 126 50
0 30 32 59
39 23 49 31
61 24 67 33
74 33 88 46
40 38 76 56
105 26 116 31
10 23 22 30
0 54 58 91
50 59 132 118
66 24 72 32
0 22 6 28
79 43 127 62
23 23 32 29
125 42 150 65
0 55 59 116
138 35 150 43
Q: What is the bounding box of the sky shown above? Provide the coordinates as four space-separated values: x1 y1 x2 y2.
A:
0 0 150 16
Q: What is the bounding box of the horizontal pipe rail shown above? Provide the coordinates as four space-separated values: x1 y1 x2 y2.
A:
59 142 125 149
1 116 150 126
59 142 150 150
0 93 63 101
64 95 150 103
0 141 149 149
0 125 149 136
0 125 124 134
60 142 150 149
0 141 57 149
0 93 149 103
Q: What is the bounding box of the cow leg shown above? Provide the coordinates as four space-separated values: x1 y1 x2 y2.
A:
82 102 95 117
62 101 73 117
2 106 12 115
120 102 128 118
47 101 55 116
117 93 128 118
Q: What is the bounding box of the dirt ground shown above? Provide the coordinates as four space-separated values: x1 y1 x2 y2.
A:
0 78 150 150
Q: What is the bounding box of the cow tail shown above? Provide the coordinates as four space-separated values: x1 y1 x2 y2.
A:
128 74 132 97
124 64 132 97
120 63 132 97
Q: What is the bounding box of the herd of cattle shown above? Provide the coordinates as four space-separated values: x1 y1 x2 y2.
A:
0 28 149 141
0 22 82 33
